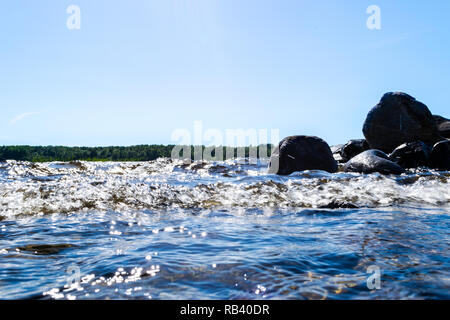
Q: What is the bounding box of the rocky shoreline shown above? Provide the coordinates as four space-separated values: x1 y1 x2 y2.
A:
269 92 450 175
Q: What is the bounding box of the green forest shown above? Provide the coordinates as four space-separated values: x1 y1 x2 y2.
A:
0 145 274 162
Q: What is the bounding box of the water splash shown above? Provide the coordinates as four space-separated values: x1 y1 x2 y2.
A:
1 159 449 219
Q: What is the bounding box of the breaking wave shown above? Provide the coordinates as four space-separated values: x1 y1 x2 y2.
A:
1 159 449 219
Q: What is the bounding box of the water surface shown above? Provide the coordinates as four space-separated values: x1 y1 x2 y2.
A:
0 159 449 299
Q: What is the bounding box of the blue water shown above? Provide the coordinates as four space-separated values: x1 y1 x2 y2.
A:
0 159 449 299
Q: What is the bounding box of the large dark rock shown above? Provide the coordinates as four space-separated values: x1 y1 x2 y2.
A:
268 136 338 175
433 115 450 138
343 150 405 175
389 141 431 169
363 92 442 153
340 139 370 162
429 140 450 171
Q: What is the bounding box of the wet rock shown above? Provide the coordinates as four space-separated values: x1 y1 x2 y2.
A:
319 201 359 209
433 115 450 138
363 92 442 153
433 115 449 124
340 139 370 162
268 135 338 175
343 150 405 175
429 140 450 171
389 141 431 169
17 244 76 255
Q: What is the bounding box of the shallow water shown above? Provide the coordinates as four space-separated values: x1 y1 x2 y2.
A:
0 159 449 299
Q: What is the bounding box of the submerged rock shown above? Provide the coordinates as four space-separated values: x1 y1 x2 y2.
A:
268 135 338 175
389 141 431 169
343 150 405 175
363 92 442 153
340 139 370 162
429 140 450 171
319 201 359 209
433 115 450 138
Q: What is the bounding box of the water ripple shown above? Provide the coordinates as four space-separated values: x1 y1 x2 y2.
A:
0 160 449 299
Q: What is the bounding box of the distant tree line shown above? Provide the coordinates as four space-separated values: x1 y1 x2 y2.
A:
0 145 274 162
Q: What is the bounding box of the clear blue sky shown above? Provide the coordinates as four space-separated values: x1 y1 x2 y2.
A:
1 0 449 147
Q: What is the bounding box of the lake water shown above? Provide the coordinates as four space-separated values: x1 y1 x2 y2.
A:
0 159 449 299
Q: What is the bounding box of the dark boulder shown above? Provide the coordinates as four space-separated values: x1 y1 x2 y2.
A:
433 115 450 138
319 201 359 209
429 140 450 171
433 115 449 124
343 150 405 175
340 139 370 162
363 92 442 153
268 136 338 175
389 141 431 169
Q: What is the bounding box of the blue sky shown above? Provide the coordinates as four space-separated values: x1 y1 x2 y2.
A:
1 0 449 147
